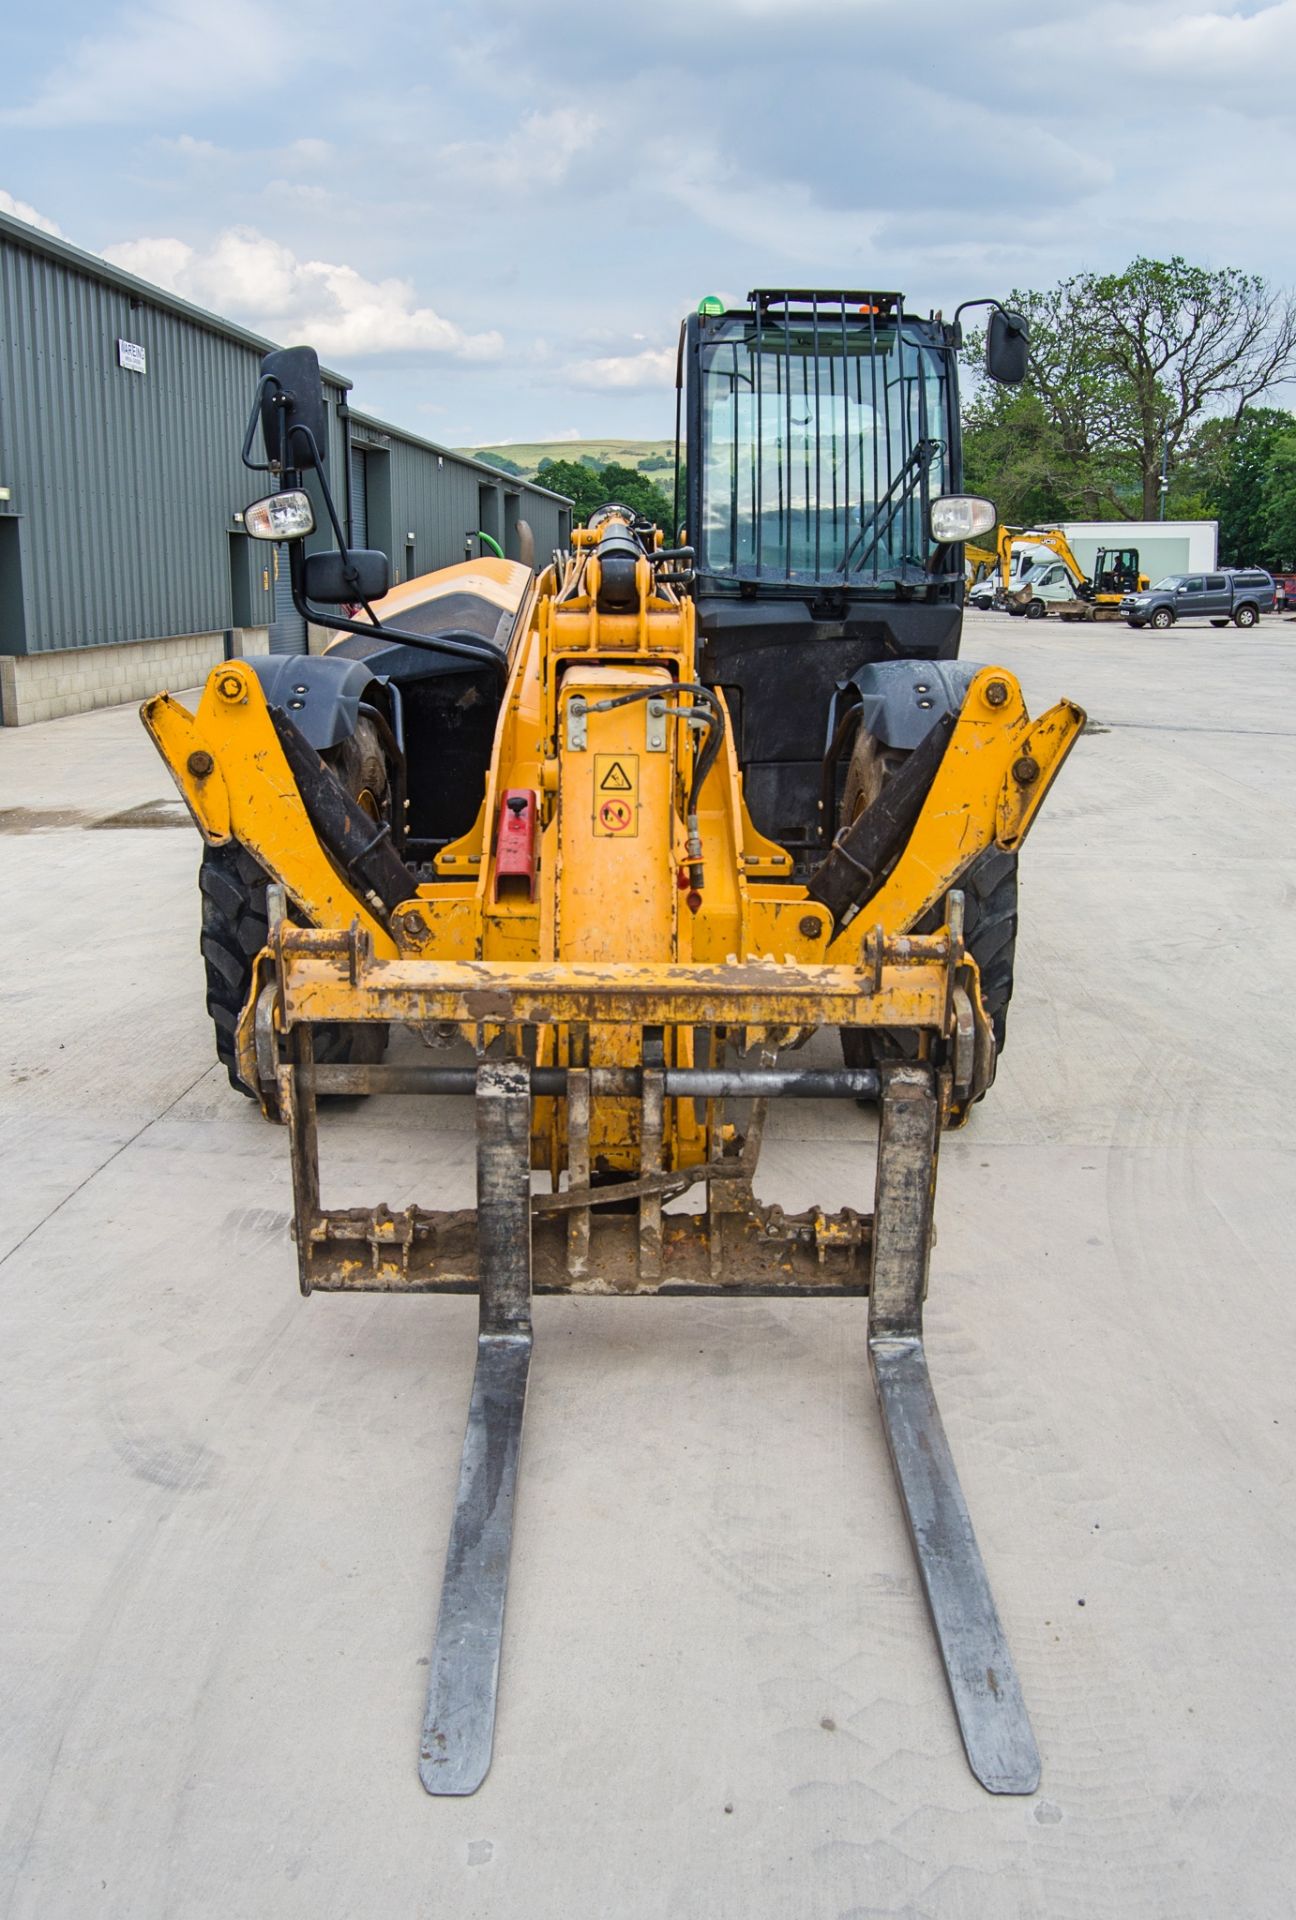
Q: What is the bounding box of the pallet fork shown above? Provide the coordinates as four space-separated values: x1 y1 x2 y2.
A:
249 905 1041 1799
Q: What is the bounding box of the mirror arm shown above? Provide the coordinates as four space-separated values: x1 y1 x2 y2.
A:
949 297 1010 349
285 450 384 632
286 542 508 684
241 373 280 473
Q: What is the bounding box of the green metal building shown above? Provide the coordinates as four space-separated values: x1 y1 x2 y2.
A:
0 208 571 724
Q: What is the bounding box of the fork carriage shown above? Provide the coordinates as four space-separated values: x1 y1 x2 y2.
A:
238 904 1040 1797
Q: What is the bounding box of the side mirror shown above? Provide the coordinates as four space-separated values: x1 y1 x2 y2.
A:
259 345 329 471
986 308 1029 385
303 549 390 604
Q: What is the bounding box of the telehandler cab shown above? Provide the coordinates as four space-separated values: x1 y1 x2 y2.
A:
144 290 1083 1799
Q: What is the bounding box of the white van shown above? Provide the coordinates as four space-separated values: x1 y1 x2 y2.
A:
1008 558 1076 618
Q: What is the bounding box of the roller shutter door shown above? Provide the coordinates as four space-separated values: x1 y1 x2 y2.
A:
268 547 307 655
350 446 369 548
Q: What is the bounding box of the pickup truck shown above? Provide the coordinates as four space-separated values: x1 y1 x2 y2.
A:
1121 569 1275 629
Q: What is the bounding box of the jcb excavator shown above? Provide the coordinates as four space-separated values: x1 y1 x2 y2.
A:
994 526 1148 620
143 291 1083 1800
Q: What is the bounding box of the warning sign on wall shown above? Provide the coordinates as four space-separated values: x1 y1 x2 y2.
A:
593 754 638 836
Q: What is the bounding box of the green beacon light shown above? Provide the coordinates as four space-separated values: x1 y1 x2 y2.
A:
697 295 725 316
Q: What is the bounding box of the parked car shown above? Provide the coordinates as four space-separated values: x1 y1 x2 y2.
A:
1121 569 1275 630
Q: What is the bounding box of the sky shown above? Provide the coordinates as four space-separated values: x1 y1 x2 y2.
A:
3 0 1294 448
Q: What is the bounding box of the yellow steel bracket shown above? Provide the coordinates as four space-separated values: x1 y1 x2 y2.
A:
826 668 1084 959
995 695 1086 849
140 664 395 955
140 687 233 840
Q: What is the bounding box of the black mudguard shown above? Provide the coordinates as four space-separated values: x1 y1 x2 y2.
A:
244 653 379 754
839 658 977 752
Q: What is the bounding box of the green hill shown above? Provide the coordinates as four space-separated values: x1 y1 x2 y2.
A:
463 439 675 481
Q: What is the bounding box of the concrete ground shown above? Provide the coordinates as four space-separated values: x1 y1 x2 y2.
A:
1 612 1293 1919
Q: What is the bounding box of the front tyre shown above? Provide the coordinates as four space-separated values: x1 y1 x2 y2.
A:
198 716 394 1095
1150 606 1174 630
1025 598 1047 620
840 847 1019 1073
200 844 389 1095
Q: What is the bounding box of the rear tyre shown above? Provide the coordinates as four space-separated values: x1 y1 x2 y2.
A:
1150 607 1174 630
199 716 393 1095
1234 603 1258 628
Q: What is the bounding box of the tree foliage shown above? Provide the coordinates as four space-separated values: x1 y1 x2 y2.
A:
964 257 1296 523
532 458 679 534
1259 436 1296 569
476 450 523 476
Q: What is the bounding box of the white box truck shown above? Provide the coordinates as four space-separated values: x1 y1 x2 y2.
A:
1060 521 1217 581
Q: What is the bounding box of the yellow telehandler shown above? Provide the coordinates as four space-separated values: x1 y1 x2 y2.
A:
143 291 1082 1800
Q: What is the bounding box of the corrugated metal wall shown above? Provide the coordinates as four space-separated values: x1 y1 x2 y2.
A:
349 414 570 582
0 215 571 660
4 234 268 652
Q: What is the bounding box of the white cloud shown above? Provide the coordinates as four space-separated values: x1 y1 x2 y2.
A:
282 138 334 172
1 0 307 128
563 348 675 391
661 141 887 261
101 226 503 360
0 188 62 236
437 108 601 191
1021 0 1296 89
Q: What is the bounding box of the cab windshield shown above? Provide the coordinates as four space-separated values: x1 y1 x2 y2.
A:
1151 577 1183 591
698 311 953 587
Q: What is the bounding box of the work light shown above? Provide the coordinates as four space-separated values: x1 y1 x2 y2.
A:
930 495 997 543
243 490 315 541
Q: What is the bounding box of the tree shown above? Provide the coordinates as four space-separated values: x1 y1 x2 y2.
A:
476 450 523 476
1171 406 1296 565
1213 408 1296 565
1259 433 1296 570
962 389 1084 526
965 258 1296 518
529 458 678 533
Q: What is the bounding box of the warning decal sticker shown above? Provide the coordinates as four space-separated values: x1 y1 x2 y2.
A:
593 754 638 836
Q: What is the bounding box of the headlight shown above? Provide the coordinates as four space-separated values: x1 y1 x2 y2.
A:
930 495 997 543
244 489 315 541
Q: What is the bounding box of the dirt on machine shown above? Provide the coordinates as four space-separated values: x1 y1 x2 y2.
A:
143 290 1084 1800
